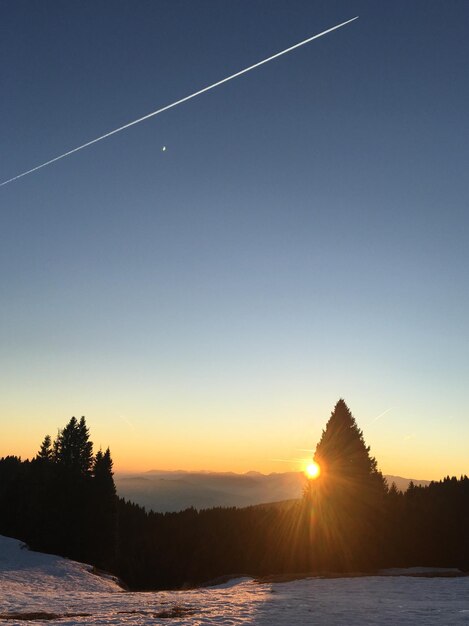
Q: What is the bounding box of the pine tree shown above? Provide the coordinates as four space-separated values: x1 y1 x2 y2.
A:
48 416 94 561
91 447 117 568
51 429 61 462
55 416 78 470
304 399 387 571
77 416 93 476
312 399 386 494
54 416 93 476
93 448 115 494
37 435 52 462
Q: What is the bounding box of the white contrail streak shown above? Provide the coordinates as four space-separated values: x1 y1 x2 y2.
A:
370 407 393 423
1 16 358 188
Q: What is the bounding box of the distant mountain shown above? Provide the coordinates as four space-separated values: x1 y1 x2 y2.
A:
384 475 431 492
115 470 306 512
115 470 430 513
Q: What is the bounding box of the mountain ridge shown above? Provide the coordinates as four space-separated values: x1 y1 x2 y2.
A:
115 470 431 513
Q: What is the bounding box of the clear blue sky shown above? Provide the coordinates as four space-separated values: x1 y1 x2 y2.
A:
1 1 468 477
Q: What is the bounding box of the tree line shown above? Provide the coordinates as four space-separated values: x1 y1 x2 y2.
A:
0 400 468 589
0 417 116 569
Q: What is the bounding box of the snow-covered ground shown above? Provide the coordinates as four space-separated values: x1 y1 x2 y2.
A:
1 535 469 625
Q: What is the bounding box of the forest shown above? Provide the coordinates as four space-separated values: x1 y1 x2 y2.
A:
1 400 468 590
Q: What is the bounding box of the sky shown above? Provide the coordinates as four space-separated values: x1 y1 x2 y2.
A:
1 1 468 479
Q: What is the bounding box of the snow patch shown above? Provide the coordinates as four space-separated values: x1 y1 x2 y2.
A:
0 535 121 593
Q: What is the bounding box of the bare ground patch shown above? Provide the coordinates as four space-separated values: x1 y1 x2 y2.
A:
0 612 91 621
117 605 196 618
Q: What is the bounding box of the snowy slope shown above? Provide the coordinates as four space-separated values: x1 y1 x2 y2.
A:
1 535 469 625
0 535 120 593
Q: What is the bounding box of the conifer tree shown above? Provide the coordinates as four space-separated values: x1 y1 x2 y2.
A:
93 447 115 494
37 435 52 462
91 447 117 567
304 399 387 571
51 429 61 462
55 416 78 470
47 416 94 561
312 399 386 494
77 416 93 476
54 416 93 476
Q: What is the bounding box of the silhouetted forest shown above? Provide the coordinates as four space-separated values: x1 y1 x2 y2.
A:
1 401 468 589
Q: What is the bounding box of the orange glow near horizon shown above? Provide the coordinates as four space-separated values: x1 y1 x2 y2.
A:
2 410 468 481
305 461 321 479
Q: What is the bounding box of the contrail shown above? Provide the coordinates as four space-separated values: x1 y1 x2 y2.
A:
1 16 358 188
370 407 393 423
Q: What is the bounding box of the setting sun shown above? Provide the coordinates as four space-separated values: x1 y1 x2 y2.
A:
305 462 321 479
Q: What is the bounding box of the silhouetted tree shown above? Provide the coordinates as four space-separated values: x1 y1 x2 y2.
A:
36 435 53 462
312 399 386 492
304 399 388 571
54 416 93 476
52 430 61 462
77 416 93 476
91 447 117 568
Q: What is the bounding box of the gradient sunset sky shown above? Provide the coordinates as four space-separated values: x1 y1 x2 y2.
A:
1 1 468 479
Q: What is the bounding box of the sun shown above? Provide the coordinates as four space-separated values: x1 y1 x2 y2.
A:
305 462 320 479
